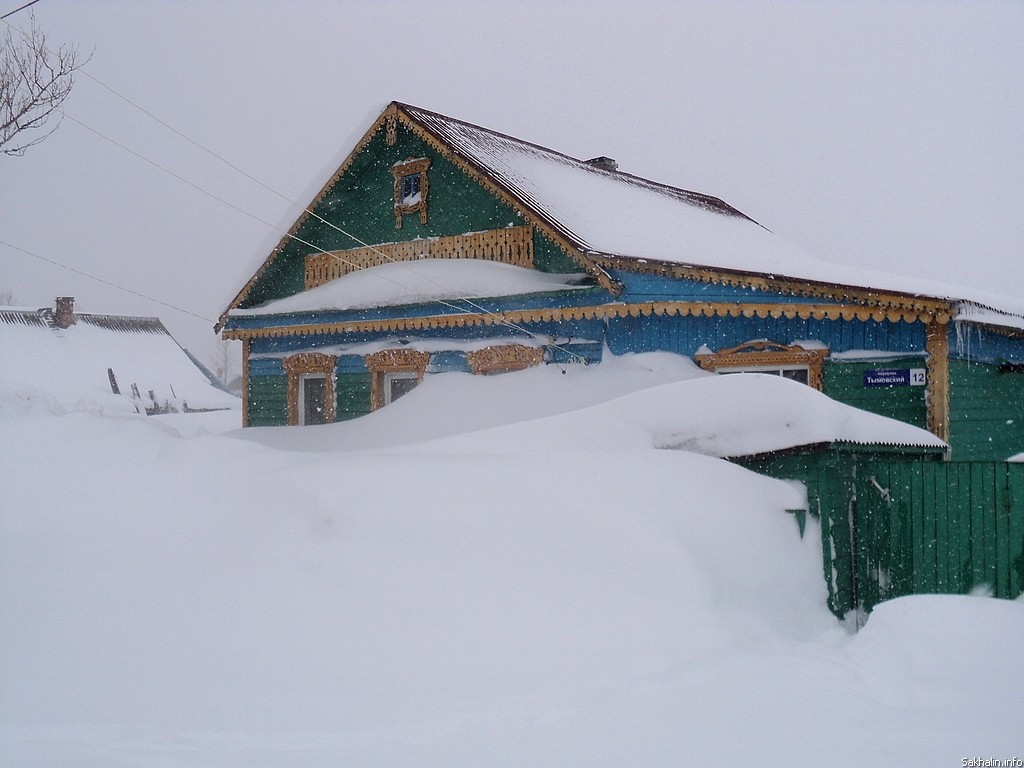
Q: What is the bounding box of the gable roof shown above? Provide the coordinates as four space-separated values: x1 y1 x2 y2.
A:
1 302 238 415
221 101 1024 331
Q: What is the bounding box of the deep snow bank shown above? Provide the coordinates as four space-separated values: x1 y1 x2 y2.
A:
1 356 1021 767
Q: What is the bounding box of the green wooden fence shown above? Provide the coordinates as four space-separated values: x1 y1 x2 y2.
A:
822 460 1023 620
738 450 1024 620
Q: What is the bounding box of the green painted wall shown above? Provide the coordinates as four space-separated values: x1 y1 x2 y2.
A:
822 359 928 431
336 372 372 421
949 360 1024 461
248 374 287 427
241 120 579 309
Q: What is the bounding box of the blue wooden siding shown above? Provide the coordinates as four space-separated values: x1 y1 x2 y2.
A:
951 322 1024 364
605 313 926 357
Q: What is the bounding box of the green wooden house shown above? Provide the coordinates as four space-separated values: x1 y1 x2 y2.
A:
218 101 1024 463
218 101 1024 615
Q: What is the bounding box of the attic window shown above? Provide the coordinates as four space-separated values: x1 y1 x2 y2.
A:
694 340 828 391
392 157 431 228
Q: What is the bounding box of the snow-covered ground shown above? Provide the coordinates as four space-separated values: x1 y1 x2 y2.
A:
2 354 1021 767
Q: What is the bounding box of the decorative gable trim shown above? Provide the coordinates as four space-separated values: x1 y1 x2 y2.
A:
217 102 607 331
304 226 535 290
593 254 955 319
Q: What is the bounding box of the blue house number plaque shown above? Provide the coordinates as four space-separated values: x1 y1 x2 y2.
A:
863 368 927 387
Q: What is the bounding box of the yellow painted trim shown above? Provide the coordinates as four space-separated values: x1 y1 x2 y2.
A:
283 352 337 425
222 300 943 341
467 344 545 375
364 348 430 410
925 320 950 443
694 340 827 391
592 255 955 319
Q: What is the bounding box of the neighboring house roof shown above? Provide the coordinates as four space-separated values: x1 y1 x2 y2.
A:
221 101 1024 331
0 299 239 415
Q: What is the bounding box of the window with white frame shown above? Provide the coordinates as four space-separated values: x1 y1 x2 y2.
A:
694 340 827 390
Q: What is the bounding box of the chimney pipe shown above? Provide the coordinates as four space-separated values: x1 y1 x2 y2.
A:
584 156 618 172
55 296 76 328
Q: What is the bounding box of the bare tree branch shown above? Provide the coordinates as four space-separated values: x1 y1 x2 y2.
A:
1 13 87 156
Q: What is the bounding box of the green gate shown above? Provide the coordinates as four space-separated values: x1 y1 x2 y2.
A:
843 460 1024 618
738 450 1024 620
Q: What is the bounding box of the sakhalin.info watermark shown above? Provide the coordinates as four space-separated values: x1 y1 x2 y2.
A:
962 759 1022 767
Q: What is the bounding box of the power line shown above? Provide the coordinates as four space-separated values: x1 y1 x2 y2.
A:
60 110 584 359
0 0 41 20
0 239 217 323
2 13 586 360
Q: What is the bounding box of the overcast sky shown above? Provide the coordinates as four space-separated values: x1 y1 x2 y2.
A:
2 0 1021 367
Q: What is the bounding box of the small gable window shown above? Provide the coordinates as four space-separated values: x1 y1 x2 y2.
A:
392 157 431 228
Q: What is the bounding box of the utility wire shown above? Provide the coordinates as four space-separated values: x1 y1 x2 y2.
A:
58 110 525 330
4 13 586 359
61 109 582 357
0 0 41 20
0 239 217 323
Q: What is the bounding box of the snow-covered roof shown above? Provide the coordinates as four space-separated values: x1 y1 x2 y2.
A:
224 102 1024 331
232 259 589 316
401 103 1024 327
0 304 238 416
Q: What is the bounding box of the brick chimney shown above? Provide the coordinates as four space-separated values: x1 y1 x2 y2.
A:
54 296 76 328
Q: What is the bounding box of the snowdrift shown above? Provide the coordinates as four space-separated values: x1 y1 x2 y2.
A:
1 354 1020 767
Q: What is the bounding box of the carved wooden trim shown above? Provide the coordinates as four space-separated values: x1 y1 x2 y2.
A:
283 352 336 425
385 113 397 146
392 157 431 228
467 344 545 374
224 300 940 341
695 340 828 390
925 320 950 443
364 349 430 410
591 254 954 320
304 225 535 289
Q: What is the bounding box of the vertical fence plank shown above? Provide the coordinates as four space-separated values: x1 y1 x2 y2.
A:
957 462 974 593
1009 464 1024 599
970 463 987 590
981 463 998 592
933 463 949 592
917 462 933 593
994 464 1012 598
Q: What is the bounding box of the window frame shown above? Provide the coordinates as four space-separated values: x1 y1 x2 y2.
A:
365 348 430 410
694 340 827 390
298 372 329 425
283 352 337 425
391 157 431 228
